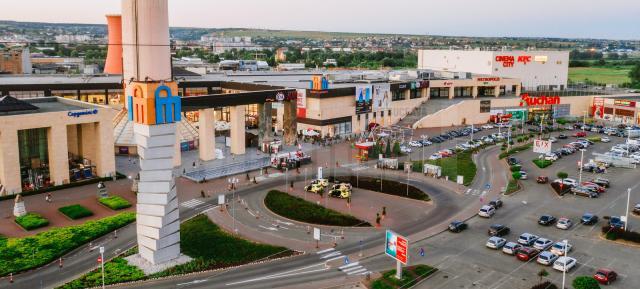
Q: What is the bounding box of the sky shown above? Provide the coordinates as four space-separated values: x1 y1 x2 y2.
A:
1 0 639 40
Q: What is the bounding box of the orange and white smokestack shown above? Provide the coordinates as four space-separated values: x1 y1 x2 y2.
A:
104 14 123 75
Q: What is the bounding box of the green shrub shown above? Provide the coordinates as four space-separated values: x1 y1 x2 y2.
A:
1 212 135 276
533 159 553 168
99 196 132 210
58 204 93 220
330 176 429 201
58 257 145 289
15 213 49 230
371 265 437 289
587 136 601 142
265 190 370 226
510 165 521 172
572 276 601 289
505 180 520 195
601 225 640 243
499 143 533 159
512 172 522 180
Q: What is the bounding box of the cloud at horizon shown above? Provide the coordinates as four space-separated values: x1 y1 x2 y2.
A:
1 0 638 40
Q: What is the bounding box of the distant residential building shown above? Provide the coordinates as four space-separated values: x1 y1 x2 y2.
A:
277 63 305 71
31 57 84 74
0 48 31 74
275 48 288 62
54 34 92 43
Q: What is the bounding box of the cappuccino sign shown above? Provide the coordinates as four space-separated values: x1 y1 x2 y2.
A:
68 109 98 118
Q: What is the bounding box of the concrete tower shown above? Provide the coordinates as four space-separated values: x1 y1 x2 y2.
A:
122 0 182 265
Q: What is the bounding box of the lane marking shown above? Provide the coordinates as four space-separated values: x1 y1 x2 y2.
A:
347 268 368 275
316 248 335 254
338 262 360 270
320 251 342 259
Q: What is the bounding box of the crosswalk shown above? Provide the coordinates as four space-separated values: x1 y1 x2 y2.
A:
464 189 488 196
341 163 369 171
180 199 216 211
316 248 371 276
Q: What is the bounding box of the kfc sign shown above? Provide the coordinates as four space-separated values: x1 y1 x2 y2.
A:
519 93 560 107
495 55 532 67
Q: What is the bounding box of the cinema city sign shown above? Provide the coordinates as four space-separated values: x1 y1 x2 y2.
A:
519 93 560 107
495 55 532 67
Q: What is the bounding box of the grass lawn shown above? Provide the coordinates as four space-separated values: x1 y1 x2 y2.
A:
1 212 135 276
371 264 438 289
99 196 132 210
265 190 370 227
505 180 520 195
569 66 632 85
58 204 93 220
532 159 553 169
58 215 294 288
421 150 477 186
499 143 533 159
15 213 49 230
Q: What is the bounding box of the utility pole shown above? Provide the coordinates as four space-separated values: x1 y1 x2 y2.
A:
625 188 631 231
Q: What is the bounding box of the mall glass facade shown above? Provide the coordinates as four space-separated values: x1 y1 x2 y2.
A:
18 128 50 190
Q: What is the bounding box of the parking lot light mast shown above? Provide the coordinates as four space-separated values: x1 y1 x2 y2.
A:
583 111 587 133
625 188 631 231
579 149 586 184
562 239 568 289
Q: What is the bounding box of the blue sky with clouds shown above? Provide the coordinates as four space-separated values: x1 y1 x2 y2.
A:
2 0 638 39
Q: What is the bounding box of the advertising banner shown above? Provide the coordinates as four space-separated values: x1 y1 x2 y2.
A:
506 109 527 121
355 85 372 114
533 139 552 154
372 83 391 111
296 89 307 118
385 230 408 265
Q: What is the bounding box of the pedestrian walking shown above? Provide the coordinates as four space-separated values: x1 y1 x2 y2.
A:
382 206 386 219
200 190 205 198
46 193 52 203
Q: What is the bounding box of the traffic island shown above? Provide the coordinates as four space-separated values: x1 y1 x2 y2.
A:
329 176 430 201
369 264 437 289
264 190 371 227
57 214 296 289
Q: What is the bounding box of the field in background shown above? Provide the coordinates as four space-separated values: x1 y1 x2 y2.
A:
569 66 632 85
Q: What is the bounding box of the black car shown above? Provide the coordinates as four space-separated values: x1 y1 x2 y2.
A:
558 134 568 139
448 221 468 233
488 224 510 236
489 199 503 209
507 157 519 166
581 213 599 225
538 215 557 226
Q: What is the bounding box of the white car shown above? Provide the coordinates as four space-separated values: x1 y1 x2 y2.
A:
601 137 611 143
537 251 559 266
549 137 558 143
400 146 412 154
533 238 554 251
553 256 577 272
502 242 523 255
518 233 539 246
478 205 496 218
542 153 558 161
553 178 577 187
428 154 441 160
556 218 573 230
519 171 528 180
486 236 507 249
550 242 573 256
409 141 422 148
482 124 494 129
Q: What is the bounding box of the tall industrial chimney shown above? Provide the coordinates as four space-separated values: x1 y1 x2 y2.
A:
104 14 123 74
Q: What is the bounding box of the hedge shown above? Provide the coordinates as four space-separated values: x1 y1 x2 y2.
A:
533 159 553 168
99 196 132 210
0 212 135 276
58 215 294 288
531 281 559 289
572 276 601 289
499 143 533 159
371 265 437 289
15 213 49 231
602 225 640 243
329 176 429 201
0 172 127 201
58 204 93 220
505 180 520 195
265 190 370 227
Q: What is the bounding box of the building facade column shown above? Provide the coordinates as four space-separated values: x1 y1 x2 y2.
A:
275 104 284 133
448 86 455 99
494 86 501 97
48 125 70 186
257 103 273 144
0 129 21 195
96 122 116 178
472 86 479 98
198 108 216 161
425 87 431 100
283 100 297 145
230 105 246 155
515 85 522 96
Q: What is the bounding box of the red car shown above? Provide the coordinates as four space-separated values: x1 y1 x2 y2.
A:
537 176 549 184
581 182 606 193
594 268 617 285
516 247 540 261
574 131 587 137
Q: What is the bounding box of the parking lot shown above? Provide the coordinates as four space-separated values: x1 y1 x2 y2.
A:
395 123 640 289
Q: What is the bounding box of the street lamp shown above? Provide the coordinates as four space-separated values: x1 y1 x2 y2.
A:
625 188 631 231
421 135 427 161
583 111 587 133
228 177 239 233
578 149 586 184
561 239 569 289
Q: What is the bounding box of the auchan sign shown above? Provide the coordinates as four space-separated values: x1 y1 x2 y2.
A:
519 93 560 107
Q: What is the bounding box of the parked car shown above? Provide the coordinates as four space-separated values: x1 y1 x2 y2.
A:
581 213 599 225
555 178 578 187
489 199 503 209
519 171 528 180
518 233 539 246
488 224 510 237
558 134 568 139
609 216 626 229
486 236 507 249
601 137 611 143
536 176 549 184
549 137 558 143
537 251 559 266
507 157 520 165
482 124 494 129
478 205 496 218
429 154 442 160
594 268 618 285
581 182 605 193
553 257 577 272
574 131 587 138
533 238 554 251
556 218 573 230
572 186 599 198
448 221 468 233
591 178 610 188
538 215 557 226
550 241 573 256
516 247 540 262
634 204 640 215
502 242 523 255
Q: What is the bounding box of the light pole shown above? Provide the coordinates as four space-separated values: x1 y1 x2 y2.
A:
583 110 587 133
285 167 289 192
561 239 569 289
228 177 238 234
421 135 427 161
304 168 308 200
625 188 631 231
99 246 105 289
579 149 586 184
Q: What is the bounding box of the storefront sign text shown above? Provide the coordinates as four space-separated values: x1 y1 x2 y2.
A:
495 55 532 67
68 109 98 117
519 93 560 107
614 99 636 108
477 77 501 82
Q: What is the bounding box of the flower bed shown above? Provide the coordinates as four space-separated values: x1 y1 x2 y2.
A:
371 264 438 289
58 204 94 220
330 176 429 201
15 212 49 231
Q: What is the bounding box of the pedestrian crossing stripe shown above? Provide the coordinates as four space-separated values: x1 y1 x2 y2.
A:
181 199 205 208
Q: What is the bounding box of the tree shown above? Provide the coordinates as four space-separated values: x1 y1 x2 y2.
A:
385 141 392 158
557 171 568 180
512 172 522 180
629 63 640 85
392 141 401 156
537 269 549 285
572 276 601 289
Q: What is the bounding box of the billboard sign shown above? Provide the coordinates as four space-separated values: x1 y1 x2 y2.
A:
355 85 372 114
385 230 408 265
372 83 391 111
614 99 636 108
533 139 552 154
296 89 307 118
